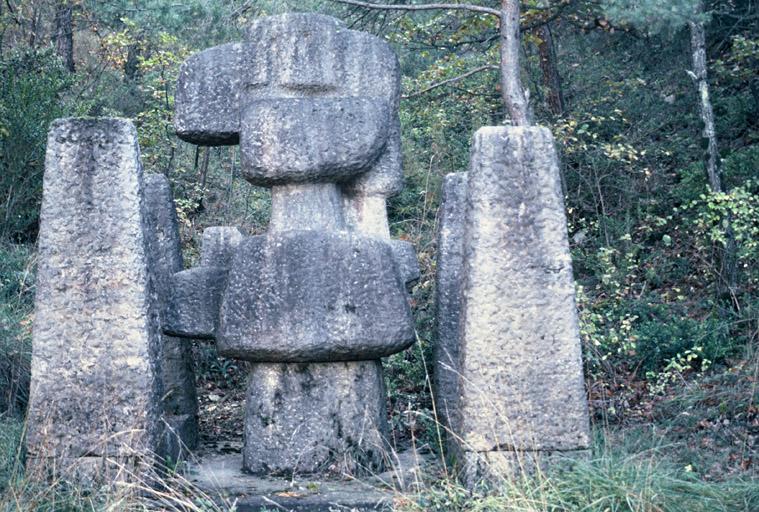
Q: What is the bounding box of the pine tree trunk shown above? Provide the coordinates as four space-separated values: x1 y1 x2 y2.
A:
500 0 531 125
54 0 75 72
538 23 564 115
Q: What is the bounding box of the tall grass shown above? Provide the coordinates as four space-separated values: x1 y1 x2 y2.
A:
397 436 759 511
0 242 35 416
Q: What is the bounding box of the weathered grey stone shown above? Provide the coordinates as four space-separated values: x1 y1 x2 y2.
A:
218 231 414 362
26 118 163 473
270 183 346 232
173 13 415 479
174 42 246 145
457 449 590 489
175 13 402 195
240 98 389 185
164 266 227 339
243 361 389 476
432 173 468 432
446 126 590 468
200 226 243 268
343 194 390 238
143 174 199 457
389 239 421 286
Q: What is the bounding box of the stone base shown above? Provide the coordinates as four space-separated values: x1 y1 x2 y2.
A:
243 361 390 477
163 413 199 464
458 449 590 489
186 446 435 511
25 455 155 488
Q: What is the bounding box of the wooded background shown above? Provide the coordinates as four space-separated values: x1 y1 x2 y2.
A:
0 1 758 507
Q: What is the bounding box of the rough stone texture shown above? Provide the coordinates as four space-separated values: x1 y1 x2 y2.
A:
432 173 468 431
270 183 345 232
164 266 227 339
454 126 590 453
26 118 163 472
172 13 415 478
218 232 414 362
243 361 389 476
200 226 243 268
389 240 421 286
175 13 402 195
240 98 389 185
343 194 390 238
186 446 434 511
143 174 199 458
458 449 590 489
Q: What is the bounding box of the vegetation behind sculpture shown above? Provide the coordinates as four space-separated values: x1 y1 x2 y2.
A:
0 0 757 508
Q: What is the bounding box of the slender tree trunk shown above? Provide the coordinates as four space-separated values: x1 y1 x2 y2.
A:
54 0 75 72
124 44 140 80
688 2 737 297
688 7 720 192
500 0 531 125
537 23 564 115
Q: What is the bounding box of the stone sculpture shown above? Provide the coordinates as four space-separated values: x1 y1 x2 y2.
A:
434 126 591 484
169 13 418 475
26 119 165 480
143 174 199 460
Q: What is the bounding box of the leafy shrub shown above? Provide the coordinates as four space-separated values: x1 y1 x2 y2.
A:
0 50 78 242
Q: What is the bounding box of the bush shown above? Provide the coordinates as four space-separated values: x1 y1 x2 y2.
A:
0 50 77 242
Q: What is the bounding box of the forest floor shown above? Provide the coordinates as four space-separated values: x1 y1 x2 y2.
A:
191 344 759 487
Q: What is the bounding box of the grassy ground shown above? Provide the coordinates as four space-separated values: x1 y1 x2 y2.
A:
1 238 757 510
1 411 756 511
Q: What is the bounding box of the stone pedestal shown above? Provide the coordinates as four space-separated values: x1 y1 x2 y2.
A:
243 361 388 476
434 126 591 484
26 118 163 480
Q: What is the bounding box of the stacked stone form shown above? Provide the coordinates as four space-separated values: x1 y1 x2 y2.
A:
26 119 164 481
143 174 199 461
434 126 591 484
171 13 418 476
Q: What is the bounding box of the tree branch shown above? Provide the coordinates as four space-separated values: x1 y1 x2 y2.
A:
330 0 500 18
402 64 498 99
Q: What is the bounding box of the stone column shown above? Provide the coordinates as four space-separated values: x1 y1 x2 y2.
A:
434 126 591 485
26 118 164 482
143 173 199 461
433 173 468 431
170 14 417 477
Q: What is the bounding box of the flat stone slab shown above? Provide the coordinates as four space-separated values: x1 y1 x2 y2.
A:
218 231 414 362
185 447 434 511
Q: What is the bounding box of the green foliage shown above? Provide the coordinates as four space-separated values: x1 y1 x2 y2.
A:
400 433 759 511
603 0 705 34
0 50 78 241
0 417 23 494
0 243 34 415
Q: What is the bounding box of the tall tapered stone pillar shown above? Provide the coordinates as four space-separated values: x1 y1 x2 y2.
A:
26 118 164 482
434 126 591 485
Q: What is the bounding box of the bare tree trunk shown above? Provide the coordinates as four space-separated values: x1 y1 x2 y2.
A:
54 0 75 72
688 7 720 192
500 0 531 125
537 23 564 115
124 43 140 80
688 2 737 298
